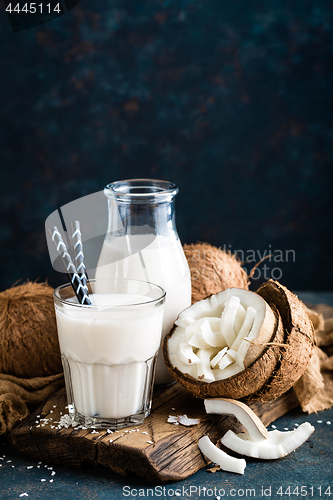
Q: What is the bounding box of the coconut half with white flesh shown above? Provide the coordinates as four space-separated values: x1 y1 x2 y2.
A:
164 280 314 401
163 287 285 399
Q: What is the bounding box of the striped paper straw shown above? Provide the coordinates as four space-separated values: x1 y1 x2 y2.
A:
69 220 89 292
48 226 91 305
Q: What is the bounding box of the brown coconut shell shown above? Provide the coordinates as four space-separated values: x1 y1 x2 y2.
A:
0 281 62 378
183 242 249 303
248 279 315 402
163 302 284 400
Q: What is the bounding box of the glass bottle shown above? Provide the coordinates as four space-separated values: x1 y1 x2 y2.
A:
95 179 192 385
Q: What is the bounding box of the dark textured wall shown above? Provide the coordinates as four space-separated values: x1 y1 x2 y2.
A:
0 0 332 292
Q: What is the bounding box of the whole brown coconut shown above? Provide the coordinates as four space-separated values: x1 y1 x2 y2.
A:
0 282 62 378
249 279 315 402
184 242 249 303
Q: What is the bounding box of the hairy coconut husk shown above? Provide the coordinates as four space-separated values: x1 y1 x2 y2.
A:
0 282 62 378
249 280 315 402
163 303 284 400
306 307 325 335
183 243 249 303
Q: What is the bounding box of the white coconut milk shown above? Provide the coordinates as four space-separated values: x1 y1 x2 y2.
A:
95 234 192 384
55 293 164 419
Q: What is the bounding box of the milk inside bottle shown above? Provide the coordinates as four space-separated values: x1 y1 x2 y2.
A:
95 180 192 385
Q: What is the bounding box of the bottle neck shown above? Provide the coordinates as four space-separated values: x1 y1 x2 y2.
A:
105 180 179 239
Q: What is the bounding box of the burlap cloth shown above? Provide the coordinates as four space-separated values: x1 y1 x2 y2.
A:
0 303 332 438
0 372 64 437
294 304 333 413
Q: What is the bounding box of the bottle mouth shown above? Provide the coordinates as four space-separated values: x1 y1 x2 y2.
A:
104 179 179 203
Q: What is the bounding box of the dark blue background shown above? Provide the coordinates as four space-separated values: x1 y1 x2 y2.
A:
0 0 332 292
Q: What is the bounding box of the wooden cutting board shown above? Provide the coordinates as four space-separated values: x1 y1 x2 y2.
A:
9 384 299 483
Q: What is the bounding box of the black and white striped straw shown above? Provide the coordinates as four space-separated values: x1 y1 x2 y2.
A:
69 220 89 293
48 226 91 305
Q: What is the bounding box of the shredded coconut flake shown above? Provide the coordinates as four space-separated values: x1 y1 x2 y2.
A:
57 414 75 428
167 415 178 424
178 415 200 426
167 414 200 426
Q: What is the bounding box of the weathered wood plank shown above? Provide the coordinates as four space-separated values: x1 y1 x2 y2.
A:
9 384 299 483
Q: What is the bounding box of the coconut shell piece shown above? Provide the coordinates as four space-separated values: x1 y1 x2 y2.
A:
183 243 249 303
0 282 62 378
163 303 284 400
249 280 315 402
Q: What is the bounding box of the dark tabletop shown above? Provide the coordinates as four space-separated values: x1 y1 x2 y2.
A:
1 292 332 500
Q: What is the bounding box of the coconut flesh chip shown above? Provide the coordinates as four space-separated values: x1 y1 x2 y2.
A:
198 398 315 469
221 423 315 460
198 435 246 475
167 288 276 384
204 398 268 442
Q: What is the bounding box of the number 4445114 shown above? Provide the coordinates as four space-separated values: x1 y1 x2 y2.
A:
277 486 332 496
6 3 61 14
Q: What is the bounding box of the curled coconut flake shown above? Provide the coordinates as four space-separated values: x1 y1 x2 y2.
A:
175 316 196 329
210 347 228 368
198 436 246 475
220 295 240 346
201 320 224 348
179 342 201 365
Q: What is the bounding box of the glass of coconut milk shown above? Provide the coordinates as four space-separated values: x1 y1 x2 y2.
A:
95 179 192 385
53 278 165 429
